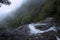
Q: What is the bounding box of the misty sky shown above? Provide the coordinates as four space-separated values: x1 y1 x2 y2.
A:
0 0 23 21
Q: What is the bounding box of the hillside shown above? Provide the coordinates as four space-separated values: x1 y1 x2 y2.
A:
0 0 60 40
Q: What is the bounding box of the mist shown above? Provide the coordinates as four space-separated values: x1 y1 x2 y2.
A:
0 0 23 21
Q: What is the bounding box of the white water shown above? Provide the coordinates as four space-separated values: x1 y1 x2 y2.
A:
28 23 57 34
28 23 60 40
28 24 45 34
44 26 57 32
28 23 46 34
56 36 60 40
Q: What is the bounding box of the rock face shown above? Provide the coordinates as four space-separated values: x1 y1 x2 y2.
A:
0 18 60 40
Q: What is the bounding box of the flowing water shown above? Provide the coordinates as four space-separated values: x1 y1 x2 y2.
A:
28 23 60 40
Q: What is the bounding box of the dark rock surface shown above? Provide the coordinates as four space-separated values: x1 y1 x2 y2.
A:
0 18 60 40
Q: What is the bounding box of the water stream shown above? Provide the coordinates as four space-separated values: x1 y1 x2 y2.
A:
28 23 60 40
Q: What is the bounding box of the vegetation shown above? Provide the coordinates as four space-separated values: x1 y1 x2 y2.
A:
0 0 60 29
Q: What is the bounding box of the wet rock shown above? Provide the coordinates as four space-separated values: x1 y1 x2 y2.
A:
0 17 60 40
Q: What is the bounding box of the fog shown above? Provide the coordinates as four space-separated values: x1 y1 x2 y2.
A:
0 0 23 21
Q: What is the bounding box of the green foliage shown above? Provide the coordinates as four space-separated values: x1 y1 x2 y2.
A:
1 0 60 29
20 15 31 25
39 0 56 20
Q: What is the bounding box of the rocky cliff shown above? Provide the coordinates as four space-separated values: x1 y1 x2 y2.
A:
0 18 60 40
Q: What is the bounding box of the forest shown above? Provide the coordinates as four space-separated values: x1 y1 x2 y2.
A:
0 0 60 40
0 0 60 29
